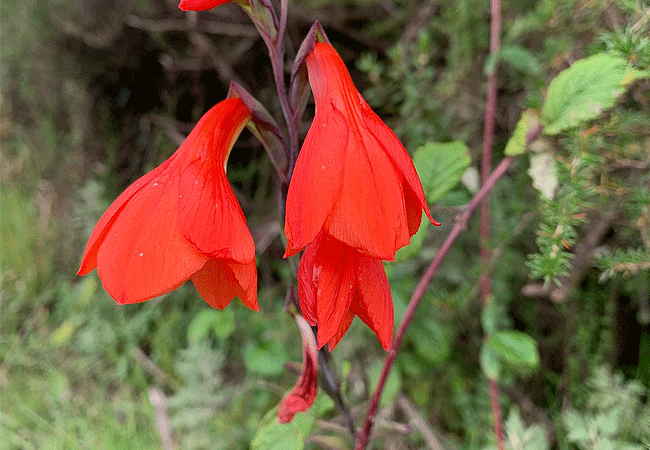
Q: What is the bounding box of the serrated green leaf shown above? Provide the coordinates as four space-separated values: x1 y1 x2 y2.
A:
542 53 647 134
480 341 502 380
413 141 471 204
488 330 540 369
504 110 540 156
505 407 550 450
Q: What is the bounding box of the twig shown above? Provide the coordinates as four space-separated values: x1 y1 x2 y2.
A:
396 394 446 450
132 347 178 389
149 387 177 450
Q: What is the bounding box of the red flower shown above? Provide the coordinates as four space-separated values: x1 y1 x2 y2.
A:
277 314 319 423
78 98 258 311
298 232 393 350
178 0 233 11
285 42 439 261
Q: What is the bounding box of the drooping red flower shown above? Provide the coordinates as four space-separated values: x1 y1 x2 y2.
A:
298 231 393 350
285 42 439 261
178 0 233 11
277 314 319 423
78 98 258 311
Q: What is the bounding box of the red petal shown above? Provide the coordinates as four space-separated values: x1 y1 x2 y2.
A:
175 98 254 262
178 0 231 11
301 42 438 258
298 233 355 348
297 240 318 325
277 314 318 423
77 154 179 276
352 255 393 350
324 118 410 260
179 158 254 263
191 259 258 310
284 107 348 257
362 109 439 228
95 169 208 304
326 310 354 350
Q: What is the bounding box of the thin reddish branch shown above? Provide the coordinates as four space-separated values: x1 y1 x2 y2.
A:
481 0 504 448
356 122 543 448
355 155 517 450
480 0 501 308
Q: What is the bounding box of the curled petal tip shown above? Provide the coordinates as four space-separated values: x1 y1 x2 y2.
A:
277 314 318 423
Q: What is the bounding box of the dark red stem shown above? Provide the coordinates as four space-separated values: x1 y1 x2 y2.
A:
481 0 504 448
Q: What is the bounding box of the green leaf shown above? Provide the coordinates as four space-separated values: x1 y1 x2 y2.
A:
481 296 498 336
244 340 288 376
564 409 590 442
251 395 333 450
504 407 550 450
50 320 76 347
500 45 542 75
251 406 314 450
480 341 502 380
488 330 540 369
413 141 471 204
410 320 452 366
542 53 647 134
186 309 235 342
504 110 540 156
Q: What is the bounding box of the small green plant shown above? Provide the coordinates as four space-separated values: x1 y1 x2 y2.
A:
563 366 650 449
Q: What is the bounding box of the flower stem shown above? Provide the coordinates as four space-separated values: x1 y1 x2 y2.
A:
265 0 299 178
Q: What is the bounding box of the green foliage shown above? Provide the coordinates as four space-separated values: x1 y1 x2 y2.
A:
563 366 650 449
505 110 540 156
396 140 471 259
542 54 647 135
597 248 650 282
3 0 650 449
368 361 403 408
251 395 333 450
526 151 601 284
484 407 550 450
413 141 472 204
486 330 540 376
357 31 449 148
187 308 236 342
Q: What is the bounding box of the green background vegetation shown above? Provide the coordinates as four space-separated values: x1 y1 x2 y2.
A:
1 0 649 448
